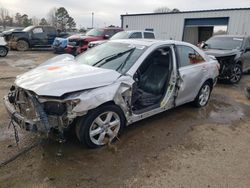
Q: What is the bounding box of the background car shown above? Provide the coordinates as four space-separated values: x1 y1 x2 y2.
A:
88 30 155 48
0 37 9 57
203 35 250 84
4 40 219 148
2 25 68 51
52 27 123 55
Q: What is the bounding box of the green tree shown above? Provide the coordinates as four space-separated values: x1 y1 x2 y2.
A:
22 14 32 27
66 16 76 30
39 18 48 25
55 7 69 30
15 13 22 26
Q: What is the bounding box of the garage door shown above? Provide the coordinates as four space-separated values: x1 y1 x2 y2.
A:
185 17 229 27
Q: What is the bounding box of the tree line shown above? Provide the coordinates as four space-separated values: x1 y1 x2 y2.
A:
0 7 76 31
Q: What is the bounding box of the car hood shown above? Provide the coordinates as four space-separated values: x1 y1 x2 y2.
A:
15 54 121 97
204 49 239 58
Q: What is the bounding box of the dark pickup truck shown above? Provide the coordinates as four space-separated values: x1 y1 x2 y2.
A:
2 26 68 51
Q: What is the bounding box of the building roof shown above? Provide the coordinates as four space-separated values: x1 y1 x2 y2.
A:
121 7 250 17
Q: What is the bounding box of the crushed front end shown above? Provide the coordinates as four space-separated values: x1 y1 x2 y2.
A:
216 55 236 80
4 86 76 134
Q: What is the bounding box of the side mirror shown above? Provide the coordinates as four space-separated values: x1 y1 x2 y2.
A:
245 47 250 53
104 34 110 39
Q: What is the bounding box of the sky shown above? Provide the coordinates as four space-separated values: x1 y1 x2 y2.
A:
1 0 250 28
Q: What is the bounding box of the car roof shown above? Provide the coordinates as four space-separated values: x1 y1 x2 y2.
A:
110 39 193 47
124 30 155 34
212 35 248 38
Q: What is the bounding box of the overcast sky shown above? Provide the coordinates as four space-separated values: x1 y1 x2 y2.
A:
1 0 250 28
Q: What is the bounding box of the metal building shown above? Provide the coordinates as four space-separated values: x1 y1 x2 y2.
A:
121 8 250 44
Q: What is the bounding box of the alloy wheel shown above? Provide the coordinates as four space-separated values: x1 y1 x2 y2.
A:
89 111 121 146
198 85 211 106
230 65 242 83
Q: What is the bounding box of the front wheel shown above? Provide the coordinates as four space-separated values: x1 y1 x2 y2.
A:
75 105 125 148
229 64 242 84
0 46 8 57
193 82 212 107
16 40 29 51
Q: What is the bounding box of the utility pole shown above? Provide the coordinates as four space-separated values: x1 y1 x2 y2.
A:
91 12 94 28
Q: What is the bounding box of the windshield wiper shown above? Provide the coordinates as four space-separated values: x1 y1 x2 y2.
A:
116 48 136 72
92 48 136 67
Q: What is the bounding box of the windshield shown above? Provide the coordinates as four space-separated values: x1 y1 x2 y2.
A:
76 42 147 74
110 31 130 40
205 36 243 50
86 28 104 37
22 26 34 32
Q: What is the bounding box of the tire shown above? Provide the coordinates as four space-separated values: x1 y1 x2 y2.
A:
16 40 29 51
229 64 242 84
75 104 126 148
0 46 8 57
193 82 212 107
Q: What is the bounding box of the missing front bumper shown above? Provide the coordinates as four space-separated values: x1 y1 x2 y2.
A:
3 96 43 132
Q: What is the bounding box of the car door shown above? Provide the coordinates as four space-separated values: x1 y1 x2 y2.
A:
241 37 250 71
31 27 47 46
175 45 208 106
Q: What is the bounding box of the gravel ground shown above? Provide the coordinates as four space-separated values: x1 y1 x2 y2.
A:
0 50 249 188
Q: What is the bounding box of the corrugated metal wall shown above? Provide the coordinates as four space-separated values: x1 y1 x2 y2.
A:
122 9 250 40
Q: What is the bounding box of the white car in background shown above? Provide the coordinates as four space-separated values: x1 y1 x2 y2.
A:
4 40 219 148
88 30 155 48
0 37 9 57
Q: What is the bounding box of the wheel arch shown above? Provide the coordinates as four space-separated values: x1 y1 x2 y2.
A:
89 100 127 122
235 60 242 67
17 38 30 47
204 78 214 89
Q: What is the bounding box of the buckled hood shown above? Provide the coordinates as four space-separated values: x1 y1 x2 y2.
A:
15 54 121 97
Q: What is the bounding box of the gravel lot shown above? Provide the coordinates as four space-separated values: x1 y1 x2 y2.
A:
0 50 249 188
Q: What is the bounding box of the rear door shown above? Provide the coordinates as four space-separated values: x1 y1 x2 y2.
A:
175 45 208 106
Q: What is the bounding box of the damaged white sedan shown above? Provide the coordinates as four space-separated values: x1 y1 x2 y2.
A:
4 40 219 148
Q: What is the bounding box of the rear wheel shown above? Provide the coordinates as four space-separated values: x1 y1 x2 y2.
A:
75 105 125 148
16 40 29 51
193 82 212 107
229 64 242 84
0 46 8 57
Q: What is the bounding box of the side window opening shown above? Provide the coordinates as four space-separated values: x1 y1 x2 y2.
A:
144 32 155 39
33 27 44 34
176 45 205 67
130 32 143 39
105 30 115 37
